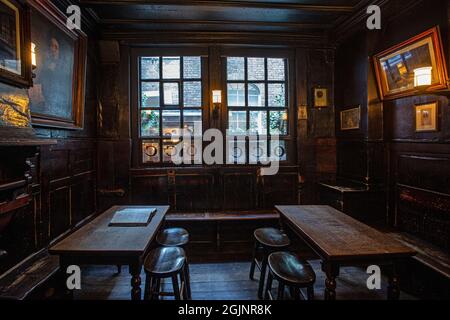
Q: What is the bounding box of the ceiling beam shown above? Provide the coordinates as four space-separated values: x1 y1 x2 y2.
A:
99 18 334 29
80 0 355 12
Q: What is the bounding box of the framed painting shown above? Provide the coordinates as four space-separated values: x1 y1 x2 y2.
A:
373 27 448 100
340 106 360 131
415 102 438 132
314 88 328 108
27 0 87 129
0 0 33 88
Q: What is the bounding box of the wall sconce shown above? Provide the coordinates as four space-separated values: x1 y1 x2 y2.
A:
414 67 432 87
212 90 222 119
31 42 37 78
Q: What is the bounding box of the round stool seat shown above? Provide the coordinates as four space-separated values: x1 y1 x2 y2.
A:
156 228 189 247
268 252 316 286
254 228 290 248
144 247 186 276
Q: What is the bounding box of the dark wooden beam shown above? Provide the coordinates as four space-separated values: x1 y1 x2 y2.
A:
99 18 334 29
80 0 355 12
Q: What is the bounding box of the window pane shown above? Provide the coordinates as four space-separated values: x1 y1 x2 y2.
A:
249 111 267 135
184 81 202 107
141 82 160 107
271 139 287 161
163 139 180 162
162 110 181 136
183 56 201 79
269 110 288 135
183 109 202 136
163 57 180 79
142 140 160 163
248 83 265 107
247 57 265 81
141 110 160 136
141 57 159 79
227 140 246 164
163 83 179 105
227 57 245 80
227 83 245 106
268 83 286 107
228 111 247 134
267 58 285 81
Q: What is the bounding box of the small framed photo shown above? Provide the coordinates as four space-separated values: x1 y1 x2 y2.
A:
298 105 308 120
415 102 438 132
314 88 328 108
340 106 361 131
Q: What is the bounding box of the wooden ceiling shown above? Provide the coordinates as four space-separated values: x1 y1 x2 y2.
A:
80 0 376 44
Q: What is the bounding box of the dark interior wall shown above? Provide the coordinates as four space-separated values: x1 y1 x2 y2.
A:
0 0 99 273
95 41 336 212
335 0 450 250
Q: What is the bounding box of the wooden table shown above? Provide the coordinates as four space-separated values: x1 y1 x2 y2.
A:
276 205 416 300
49 206 169 300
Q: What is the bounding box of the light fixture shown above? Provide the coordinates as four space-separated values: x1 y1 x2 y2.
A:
212 90 222 104
414 67 432 87
31 42 37 69
212 90 222 120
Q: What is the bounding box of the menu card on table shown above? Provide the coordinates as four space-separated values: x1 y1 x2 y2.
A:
109 208 156 227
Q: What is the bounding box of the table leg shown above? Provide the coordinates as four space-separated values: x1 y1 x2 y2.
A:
322 262 339 301
388 264 400 300
129 262 142 300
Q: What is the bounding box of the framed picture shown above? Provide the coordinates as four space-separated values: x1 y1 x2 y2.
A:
298 105 308 120
415 102 438 132
0 0 32 88
340 106 360 131
27 0 87 129
373 26 448 100
314 88 328 108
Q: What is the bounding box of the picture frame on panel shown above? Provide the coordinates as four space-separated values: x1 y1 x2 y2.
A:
415 101 438 132
340 106 361 131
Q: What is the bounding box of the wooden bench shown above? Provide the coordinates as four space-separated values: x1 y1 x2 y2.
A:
164 211 280 261
0 249 59 300
390 232 450 280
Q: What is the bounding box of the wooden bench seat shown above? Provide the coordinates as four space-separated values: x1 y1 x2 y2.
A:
390 232 450 280
0 249 59 300
166 210 280 222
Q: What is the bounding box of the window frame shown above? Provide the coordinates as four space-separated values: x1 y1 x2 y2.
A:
221 48 296 165
131 47 210 168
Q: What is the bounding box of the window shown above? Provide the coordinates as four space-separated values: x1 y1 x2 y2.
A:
139 56 203 163
226 57 289 162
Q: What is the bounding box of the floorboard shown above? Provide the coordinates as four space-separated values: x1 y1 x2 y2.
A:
73 260 417 300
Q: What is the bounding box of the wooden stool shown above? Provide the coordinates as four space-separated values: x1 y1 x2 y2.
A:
156 228 189 247
143 247 191 300
265 252 316 300
249 228 290 299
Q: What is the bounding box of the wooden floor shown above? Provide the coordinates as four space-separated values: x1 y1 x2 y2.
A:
74 260 417 300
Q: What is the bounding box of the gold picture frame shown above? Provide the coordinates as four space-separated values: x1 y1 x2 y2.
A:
314 88 328 108
298 105 308 120
373 27 448 100
340 106 361 131
415 102 438 132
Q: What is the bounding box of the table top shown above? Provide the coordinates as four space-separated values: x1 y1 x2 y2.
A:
276 205 416 261
49 206 169 257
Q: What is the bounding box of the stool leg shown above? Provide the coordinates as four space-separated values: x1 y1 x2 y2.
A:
183 261 192 300
144 274 152 300
264 271 273 300
151 278 161 300
307 285 315 301
257 251 268 299
277 283 285 300
172 275 181 300
249 241 259 280
293 288 301 300
116 265 122 274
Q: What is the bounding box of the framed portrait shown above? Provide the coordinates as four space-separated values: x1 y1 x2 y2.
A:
373 27 448 100
314 88 328 108
415 102 438 132
298 105 308 120
0 0 32 88
340 106 360 131
27 0 87 129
